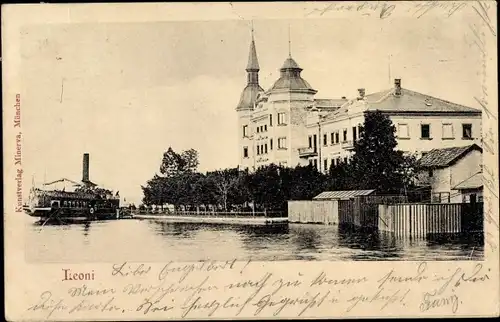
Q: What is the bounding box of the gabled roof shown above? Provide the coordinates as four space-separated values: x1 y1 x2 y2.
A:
418 144 482 168
314 189 375 200
368 88 481 114
453 172 483 190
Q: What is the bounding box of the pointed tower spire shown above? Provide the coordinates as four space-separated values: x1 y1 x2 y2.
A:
237 22 264 111
246 21 260 71
288 24 292 58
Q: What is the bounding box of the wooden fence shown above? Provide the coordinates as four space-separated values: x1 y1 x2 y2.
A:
288 200 338 225
339 195 407 228
378 202 483 238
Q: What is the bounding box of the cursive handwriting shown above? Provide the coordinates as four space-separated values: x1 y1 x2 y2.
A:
112 262 152 277
305 1 396 19
158 259 237 282
346 288 410 312
377 262 428 289
305 1 469 20
27 291 67 319
420 293 460 313
24 261 495 318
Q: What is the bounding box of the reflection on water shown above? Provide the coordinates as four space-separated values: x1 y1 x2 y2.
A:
25 217 483 263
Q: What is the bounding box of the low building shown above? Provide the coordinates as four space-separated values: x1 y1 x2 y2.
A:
416 144 482 203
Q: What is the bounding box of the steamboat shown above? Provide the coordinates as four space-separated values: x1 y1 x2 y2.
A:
24 153 120 223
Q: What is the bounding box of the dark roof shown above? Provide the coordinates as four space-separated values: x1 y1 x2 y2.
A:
246 39 260 71
281 57 301 70
269 56 317 94
368 88 481 113
237 84 264 110
314 189 375 200
418 144 482 168
453 172 483 190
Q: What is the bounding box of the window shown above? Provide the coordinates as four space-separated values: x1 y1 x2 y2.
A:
278 112 287 125
352 126 357 141
442 123 453 139
358 125 363 138
269 114 273 126
264 125 267 132
308 136 312 148
313 159 318 170
278 137 287 149
309 159 313 166
257 145 260 155
270 139 273 150
343 157 348 164
335 132 340 144
243 125 248 137
323 134 327 146
330 132 334 145
343 129 348 142
421 124 430 139
264 144 268 154
336 157 341 165
257 126 260 133
398 123 410 139
324 159 328 172
462 123 472 139
429 170 433 177
331 158 335 168
243 147 248 158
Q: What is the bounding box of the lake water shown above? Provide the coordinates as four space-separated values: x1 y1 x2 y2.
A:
25 216 483 262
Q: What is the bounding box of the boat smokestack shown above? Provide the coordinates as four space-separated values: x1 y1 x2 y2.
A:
82 153 90 182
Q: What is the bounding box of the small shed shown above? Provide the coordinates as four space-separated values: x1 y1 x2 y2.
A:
453 172 483 203
313 189 375 201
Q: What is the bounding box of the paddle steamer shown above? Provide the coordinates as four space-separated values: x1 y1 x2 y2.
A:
24 153 120 222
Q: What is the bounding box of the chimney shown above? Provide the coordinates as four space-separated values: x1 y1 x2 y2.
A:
82 153 89 182
357 88 365 100
394 78 401 96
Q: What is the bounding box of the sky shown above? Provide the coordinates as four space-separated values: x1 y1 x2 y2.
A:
19 10 484 204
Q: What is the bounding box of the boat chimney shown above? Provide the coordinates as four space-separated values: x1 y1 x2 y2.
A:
82 153 90 182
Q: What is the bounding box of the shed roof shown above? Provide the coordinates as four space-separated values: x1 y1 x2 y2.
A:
418 144 482 168
453 172 483 190
313 189 375 200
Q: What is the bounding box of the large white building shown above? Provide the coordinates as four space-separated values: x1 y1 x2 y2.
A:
236 35 482 173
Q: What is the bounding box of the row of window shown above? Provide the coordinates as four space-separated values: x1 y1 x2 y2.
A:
63 200 88 208
308 125 362 149
308 157 349 171
398 123 473 140
242 113 288 137
243 137 287 158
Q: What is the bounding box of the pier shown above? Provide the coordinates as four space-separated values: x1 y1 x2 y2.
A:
131 211 288 226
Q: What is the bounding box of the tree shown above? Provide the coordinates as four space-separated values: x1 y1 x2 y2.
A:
350 110 417 194
206 168 243 211
159 147 199 177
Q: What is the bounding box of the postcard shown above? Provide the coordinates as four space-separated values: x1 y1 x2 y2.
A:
2 1 499 320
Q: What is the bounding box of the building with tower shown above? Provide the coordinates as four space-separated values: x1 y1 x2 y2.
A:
236 30 482 173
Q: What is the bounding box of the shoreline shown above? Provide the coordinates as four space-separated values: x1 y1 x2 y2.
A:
132 214 288 225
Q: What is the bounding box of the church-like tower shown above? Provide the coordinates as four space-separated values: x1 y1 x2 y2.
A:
236 28 263 170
